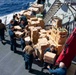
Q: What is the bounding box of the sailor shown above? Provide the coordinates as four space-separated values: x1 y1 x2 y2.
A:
20 14 28 25
20 20 26 50
8 20 17 52
0 19 6 44
20 20 26 29
23 41 35 72
37 0 45 4
12 14 19 25
21 36 25 50
21 33 30 61
41 45 57 71
47 62 67 75
20 20 28 50
14 14 19 21
21 35 30 58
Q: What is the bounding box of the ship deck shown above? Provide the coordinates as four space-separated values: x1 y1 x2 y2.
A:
0 29 76 75
0 30 49 75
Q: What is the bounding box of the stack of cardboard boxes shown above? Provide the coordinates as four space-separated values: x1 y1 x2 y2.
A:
14 31 24 38
31 4 43 13
28 7 39 14
38 17 68 63
52 17 62 28
14 26 22 31
28 17 40 27
50 17 68 55
38 18 45 28
28 26 42 44
31 28 39 44
36 38 50 60
23 10 34 19
14 25 25 38
17 5 68 62
28 17 45 28
33 29 51 60
33 17 67 58
55 27 68 44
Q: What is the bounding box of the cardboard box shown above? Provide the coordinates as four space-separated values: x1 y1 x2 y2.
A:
35 26 42 32
28 18 44 28
41 44 50 53
48 40 56 46
38 38 50 51
24 36 31 41
23 10 33 19
28 26 34 30
32 4 43 13
31 28 39 44
52 26 57 34
39 38 49 49
57 28 68 35
38 18 45 28
28 26 34 37
30 17 38 21
28 7 39 14
29 26 41 32
38 38 48 43
46 30 51 35
55 44 63 55
34 43 43 60
50 30 56 41
14 31 24 38
37 38 50 59
29 20 40 27
48 39 63 55
52 17 62 28
44 52 56 64
55 36 67 44
14 26 22 30
40 29 47 34
39 33 47 38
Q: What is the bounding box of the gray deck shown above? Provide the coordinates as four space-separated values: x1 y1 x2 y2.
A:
0 30 49 75
0 29 76 75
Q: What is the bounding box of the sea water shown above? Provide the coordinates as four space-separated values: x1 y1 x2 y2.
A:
0 0 35 24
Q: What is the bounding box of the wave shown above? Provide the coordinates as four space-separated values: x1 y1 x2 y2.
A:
0 0 36 24
0 0 35 16
0 2 29 16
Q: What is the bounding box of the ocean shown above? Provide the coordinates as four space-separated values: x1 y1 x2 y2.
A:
0 0 35 24
0 0 35 16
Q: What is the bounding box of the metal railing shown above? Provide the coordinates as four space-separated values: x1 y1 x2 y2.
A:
44 0 62 25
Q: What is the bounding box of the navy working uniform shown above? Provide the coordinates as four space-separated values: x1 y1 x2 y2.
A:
20 15 28 25
48 66 67 75
23 41 35 72
37 0 45 4
42 45 57 71
20 15 28 50
0 19 6 44
20 37 25 50
8 20 16 52
20 20 26 50
13 14 19 25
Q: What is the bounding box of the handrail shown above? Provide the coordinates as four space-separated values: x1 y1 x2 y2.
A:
44 0 62 24
69 5 76 11
45 0 58 14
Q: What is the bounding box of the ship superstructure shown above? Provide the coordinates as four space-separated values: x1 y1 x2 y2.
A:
44 0 76 34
